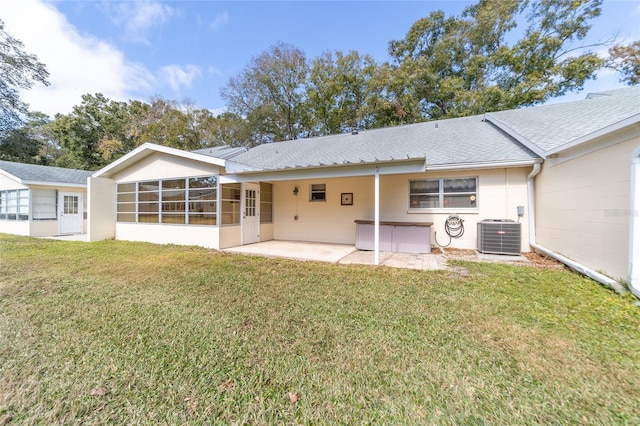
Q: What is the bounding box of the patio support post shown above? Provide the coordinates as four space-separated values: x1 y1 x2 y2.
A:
374 166 380 265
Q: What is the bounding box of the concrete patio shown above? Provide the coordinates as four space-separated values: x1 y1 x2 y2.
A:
223 240 448 271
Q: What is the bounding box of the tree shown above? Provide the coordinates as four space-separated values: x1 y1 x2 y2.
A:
607 41 640 86
52 94 139 170
306 50 379 136
220 42 309 143
386 0 606 120
0 111 57 164
0 19 49 138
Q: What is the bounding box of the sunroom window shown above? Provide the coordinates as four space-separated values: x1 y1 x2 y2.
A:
116 176 218 225
409 178 478 209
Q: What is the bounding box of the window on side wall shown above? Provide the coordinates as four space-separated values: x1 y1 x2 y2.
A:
260 182 273 223
0 189 29 220
221 183 241 225
409 177 478 209
310 183 326 201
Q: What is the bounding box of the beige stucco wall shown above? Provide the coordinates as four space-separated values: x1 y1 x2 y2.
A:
272 167 532 251
220 225 241 249
535 133 640 281
113 152 220 182
88 177 116 241
116 223 220 249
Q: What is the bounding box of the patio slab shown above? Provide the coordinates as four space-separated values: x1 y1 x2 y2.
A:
224 240 446 271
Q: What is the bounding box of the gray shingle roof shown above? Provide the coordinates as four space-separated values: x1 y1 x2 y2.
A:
230 114 539 171
0 160 93 186
192 145 248 160
486 86 640 155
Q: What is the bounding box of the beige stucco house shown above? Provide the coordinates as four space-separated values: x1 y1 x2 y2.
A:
0 160 93 237
2 87 635 296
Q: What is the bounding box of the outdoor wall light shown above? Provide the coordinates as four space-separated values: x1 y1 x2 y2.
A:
293 186 299 195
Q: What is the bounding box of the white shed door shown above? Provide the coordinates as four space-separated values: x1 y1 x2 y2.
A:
242 183 260 245
58 192 83 234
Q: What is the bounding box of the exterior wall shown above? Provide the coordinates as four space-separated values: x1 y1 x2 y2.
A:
116 223 220 249
260 223 274 241
88 177 117 241
0 220 29 236
220 225 241 249
271 167 531 251
535 133 640 281
113 152 220 182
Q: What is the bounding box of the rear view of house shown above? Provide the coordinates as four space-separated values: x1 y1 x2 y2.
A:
0 160 93 237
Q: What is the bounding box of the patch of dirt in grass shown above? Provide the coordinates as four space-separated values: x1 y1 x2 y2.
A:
438 247 565 270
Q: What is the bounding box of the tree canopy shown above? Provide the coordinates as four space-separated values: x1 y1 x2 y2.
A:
2 0 638 168
0 19 49 138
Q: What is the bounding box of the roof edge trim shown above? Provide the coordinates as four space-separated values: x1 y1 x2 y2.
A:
426 158 542 171
93 143 226 178
546 113 640 156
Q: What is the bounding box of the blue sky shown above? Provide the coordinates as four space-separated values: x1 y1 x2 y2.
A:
1 0 639 118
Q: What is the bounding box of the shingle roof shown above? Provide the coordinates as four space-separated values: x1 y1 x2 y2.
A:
486 86 640 155
0 160 93 186
192 145 248 160
230 114 539 171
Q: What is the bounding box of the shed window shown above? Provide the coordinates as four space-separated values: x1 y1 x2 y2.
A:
32 189 57 220
0 189 29 220
310 184 326 201
410 178 478 209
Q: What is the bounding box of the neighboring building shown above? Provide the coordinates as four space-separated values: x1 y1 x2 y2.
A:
0 161 93 237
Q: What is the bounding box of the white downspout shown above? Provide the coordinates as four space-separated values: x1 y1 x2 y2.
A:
527 163 628 295
374 167 380 266
628 149 640 298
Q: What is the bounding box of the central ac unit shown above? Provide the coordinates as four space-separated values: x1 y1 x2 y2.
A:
477 220 521 255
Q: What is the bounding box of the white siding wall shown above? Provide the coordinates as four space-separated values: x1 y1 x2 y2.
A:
272 167 531 251
535 134 640 281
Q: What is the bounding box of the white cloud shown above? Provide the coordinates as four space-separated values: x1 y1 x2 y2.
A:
0 0 156 117
209 12 229 31
159 65 203 92
108 1 174 44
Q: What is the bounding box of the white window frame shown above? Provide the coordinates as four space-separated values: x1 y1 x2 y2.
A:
116 176 218 226
409 177 478 210
310 183 326 202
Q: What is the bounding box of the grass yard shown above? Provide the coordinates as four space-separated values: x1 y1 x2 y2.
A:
1 234 639 425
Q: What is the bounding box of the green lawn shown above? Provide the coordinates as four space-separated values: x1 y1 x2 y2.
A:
1 234 639 425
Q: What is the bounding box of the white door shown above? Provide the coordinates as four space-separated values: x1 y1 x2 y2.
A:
58 191 83 235
242 183 260 245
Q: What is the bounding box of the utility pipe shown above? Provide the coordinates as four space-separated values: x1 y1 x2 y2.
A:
527 163 627 295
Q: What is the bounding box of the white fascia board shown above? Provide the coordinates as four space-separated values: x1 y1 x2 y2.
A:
0 168 22 184
483 114 548 158
21 181 87 188
93 143 226 178
426 158 542 171
220 158 427 183
546 114 640 156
